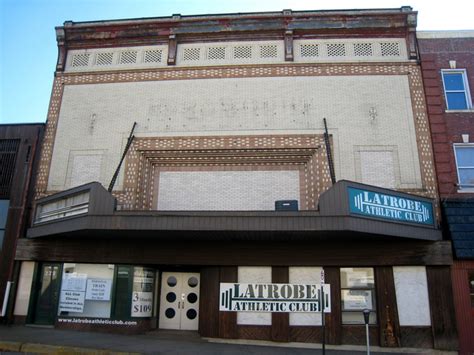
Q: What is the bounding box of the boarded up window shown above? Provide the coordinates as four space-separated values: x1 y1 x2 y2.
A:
237 267 272 325
360 151 396 188
69 155 102 188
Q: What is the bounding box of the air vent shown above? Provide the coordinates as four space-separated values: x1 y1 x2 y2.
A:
144 49 163 63
233 45 252 59
354 43 373 57
300 44 319 58
259 45 278 58
183 48 201 61
119 51 138 64
71 53 90 67
96 52 114 66
327 43 346 57
208 47 226 60
381 42 400 56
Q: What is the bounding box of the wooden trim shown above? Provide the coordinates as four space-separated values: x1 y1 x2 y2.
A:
16 239 453 266
426 266 459 351
271 266 289 342
218 267 237 339
375 266 400 347
199 267 220 337
325 267 342 345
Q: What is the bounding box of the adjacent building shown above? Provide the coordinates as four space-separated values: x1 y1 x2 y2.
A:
0 124 44 322
418 30 474 354
9 8 458 351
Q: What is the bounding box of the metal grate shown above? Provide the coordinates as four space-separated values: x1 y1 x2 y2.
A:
119 51 138 64
96 52 114 66
144 49 163 63
207 47 226 60
327 43 346 57
380 42 400 56
233 45 252 59
0 139 20 198
183 48 201 61
300 44 319 58
354 43 373 57
259 45 278 58
71 53 90 67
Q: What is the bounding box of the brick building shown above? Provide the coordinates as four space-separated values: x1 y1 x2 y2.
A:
9 8 458 350
0 124 44 322
418 30 474 354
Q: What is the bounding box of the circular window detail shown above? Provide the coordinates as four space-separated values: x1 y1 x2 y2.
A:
167 276 177 287
186 309 197 320
188 277 198 288
166 292 176 303
165 308 175 319
187 292 198 304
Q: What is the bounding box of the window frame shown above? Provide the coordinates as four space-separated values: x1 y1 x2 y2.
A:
441 69 473 111
453 144 474 192
340 267 377 325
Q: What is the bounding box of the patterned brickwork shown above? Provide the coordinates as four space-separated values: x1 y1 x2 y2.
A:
35 62 439 217
35 78 64 200
116 135 330 210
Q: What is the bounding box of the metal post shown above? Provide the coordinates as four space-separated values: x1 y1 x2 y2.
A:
321 286 325 355
363 309 371 355
320 270 325 355
1 282 12 317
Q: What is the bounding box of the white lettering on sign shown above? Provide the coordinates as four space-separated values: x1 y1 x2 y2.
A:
85 279 112 301
220 283 331 313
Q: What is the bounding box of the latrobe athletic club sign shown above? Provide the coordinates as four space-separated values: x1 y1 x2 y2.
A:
348 187 434 226
219 283 331 313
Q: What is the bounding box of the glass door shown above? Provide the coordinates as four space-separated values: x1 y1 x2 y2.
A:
32 263 61 325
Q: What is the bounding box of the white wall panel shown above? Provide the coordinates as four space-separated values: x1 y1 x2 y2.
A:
13 262 35 316
393 266 431 326
157 170 300 210
289 267 323 326
237 266 272 325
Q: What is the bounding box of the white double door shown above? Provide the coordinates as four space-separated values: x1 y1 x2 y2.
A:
159 272 200 330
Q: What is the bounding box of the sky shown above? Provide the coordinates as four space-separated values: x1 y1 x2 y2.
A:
1 0 473 124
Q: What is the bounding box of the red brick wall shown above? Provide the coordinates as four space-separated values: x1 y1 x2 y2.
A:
419 37 474 198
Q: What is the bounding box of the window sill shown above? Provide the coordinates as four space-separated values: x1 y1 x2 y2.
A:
445 109 474 113
457 189 474 194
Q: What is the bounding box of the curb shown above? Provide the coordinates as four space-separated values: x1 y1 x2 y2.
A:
0 341 140 355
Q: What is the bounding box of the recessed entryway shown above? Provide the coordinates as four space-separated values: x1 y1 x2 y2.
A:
159 272 200 330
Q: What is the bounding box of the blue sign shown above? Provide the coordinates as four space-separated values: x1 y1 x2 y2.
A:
348 187 434 226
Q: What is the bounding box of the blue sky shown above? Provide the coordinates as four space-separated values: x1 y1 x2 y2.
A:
1 0 473 124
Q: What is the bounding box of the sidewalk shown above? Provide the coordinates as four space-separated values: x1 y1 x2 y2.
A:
0 325 457 355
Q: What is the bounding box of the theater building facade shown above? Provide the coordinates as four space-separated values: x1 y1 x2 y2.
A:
11 8 458 351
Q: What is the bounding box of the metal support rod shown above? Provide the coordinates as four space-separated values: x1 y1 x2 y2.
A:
108 122 137 192
366 323 370 355
323 118 336 184
1 282 12 317
321 286 325 355
363 309 371 355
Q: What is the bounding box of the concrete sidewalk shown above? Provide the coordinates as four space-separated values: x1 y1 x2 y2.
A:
0 325 457 354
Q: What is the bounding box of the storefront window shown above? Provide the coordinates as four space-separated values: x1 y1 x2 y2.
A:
58 264 155 320
58 263 114 318
340 267 377 324
131 267 154 317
